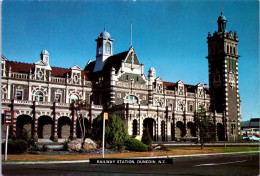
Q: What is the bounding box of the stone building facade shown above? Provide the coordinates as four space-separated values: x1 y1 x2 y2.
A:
1 13 241 142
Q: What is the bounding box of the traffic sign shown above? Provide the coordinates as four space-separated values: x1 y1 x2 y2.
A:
4 111 14 125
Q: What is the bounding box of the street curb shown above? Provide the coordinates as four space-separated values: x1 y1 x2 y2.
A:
2 151 259 165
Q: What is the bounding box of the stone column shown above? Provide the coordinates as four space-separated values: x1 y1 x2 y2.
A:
53 102 58 142
172 111 176 141
139 116 143 136
33 111 38 141
71 113 77 140
183 110 187 136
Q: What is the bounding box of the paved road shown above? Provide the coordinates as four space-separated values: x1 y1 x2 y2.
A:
2 152 259 176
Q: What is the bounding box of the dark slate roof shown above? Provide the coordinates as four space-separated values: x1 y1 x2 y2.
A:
103 50 129 74
85 50 129 81
5 60 88 80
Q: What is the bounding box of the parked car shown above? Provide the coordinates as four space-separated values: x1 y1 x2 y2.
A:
242 136 249 140
248 135 260 141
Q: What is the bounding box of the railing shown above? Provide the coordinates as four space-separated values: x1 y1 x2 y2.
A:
36 102 53 106
11 72 28 79
1 99 11 104
166 90 174 95
57 103 70 107
15 100 33 105
116 81 147 90
51 77 66 84
187 93 195 97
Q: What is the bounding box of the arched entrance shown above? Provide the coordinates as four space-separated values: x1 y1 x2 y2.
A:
16 115 33 138
132 119 138 136
38 116 52 139
176 121 185 138
187 122 196 137
143 118 156 141
217 123 225 141
58 116 71 139
161 121 166 141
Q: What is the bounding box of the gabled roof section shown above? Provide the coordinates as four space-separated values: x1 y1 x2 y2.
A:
71 65 82 71
1 55 7 61
124 47 141 65
156 77 164 82
196 83 204 87
177 80 185 84
34 60 47 66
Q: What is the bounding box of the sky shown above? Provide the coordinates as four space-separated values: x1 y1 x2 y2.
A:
2 0 259 121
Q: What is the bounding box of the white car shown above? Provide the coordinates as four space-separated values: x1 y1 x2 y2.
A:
248 135 260 141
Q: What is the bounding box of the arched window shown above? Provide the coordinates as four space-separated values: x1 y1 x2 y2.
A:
178 104 183 111
157 102 162 106
233 47 236 55
105 42 111 54
126 95 138 104
227 45 229 53
35 91 44 102
97 43 102 55
230 46 233 54
70 94 79 103
198 105 203 112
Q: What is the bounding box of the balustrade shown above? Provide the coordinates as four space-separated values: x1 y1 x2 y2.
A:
11 72 28 79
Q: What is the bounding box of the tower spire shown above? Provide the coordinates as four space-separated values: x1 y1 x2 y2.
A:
221 0 223 15
104 23 106 31
130 21 132 47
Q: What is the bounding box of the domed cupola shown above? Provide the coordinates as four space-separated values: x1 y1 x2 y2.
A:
94 27 114 72
40 49 50 65
99 30 111 39
41 49 49 56
217 12 227 33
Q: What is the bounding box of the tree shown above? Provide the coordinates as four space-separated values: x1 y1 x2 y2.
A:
195 109 216 149
141 128 152 146
70 99 88 146
105 114 128 151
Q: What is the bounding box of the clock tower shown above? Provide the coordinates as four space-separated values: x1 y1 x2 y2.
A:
207 12 241 141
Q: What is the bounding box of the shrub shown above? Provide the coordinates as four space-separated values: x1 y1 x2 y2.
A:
5 139 28 154
148 145 153 151
41 144 48 152
125 138 148 152
105 114 129 151
141 128 152 146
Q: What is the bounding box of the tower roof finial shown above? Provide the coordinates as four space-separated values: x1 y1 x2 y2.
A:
221 0 223 15
104 23 106 31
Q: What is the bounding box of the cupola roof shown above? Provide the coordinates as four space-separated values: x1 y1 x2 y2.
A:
41 49 49 55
